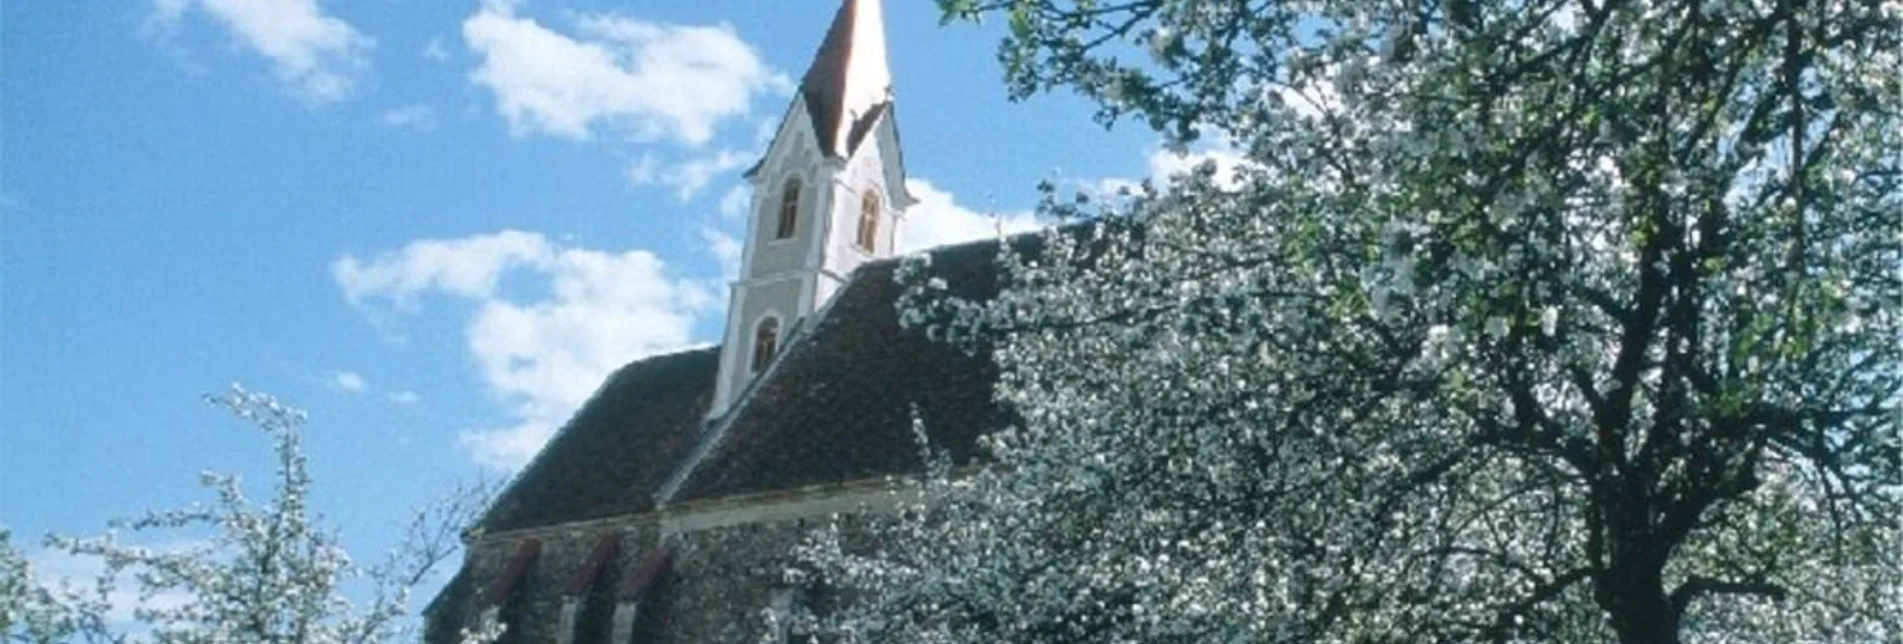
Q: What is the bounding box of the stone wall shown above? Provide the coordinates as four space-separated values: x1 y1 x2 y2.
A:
657 518 813 643
428 480 911 644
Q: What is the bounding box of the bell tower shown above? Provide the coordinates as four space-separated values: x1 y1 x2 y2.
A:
709 0 914 418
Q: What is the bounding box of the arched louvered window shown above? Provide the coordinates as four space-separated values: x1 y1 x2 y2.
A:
751 317 780 373
856 189 881 251
775 179 801 239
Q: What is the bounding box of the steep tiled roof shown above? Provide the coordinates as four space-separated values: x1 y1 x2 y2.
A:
426 233 1061 641
669 238 1009 503
471 234 1018 533
476 347 719 533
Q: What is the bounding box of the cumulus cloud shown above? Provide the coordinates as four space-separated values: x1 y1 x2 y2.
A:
1279 76 1343 120
899 179 1044 253
334 230 550 309
1143 145 1254 190
670 151 753 200
627 149 754 202
1093 143 1257 196
462 3 788 145
333 231 714 469
377 104 438 130
701 227 743 281
147 0 371 104
716 185 751 221
330 370 367 393
423 36 451 63
699 184 753 278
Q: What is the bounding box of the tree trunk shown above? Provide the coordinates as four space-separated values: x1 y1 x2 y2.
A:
1607 585 1678 644
1599 540 1681 644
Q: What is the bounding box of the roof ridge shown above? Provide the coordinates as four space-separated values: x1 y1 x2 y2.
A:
867 222 1055 271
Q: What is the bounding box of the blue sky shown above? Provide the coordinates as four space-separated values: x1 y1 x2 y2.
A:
1 0 1234 597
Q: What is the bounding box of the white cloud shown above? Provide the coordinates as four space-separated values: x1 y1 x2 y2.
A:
423 36 451 63
628 149 754 201
378 104 439 130
1143 145 1253 191
701 227 743 281
333 231 714 469
1092 142 1257 196
147 0 371 104
333 229 550 309
899 179 1044 253
1278 77 1342 120
388 390 423 405
716 185 751 221
626 153 660 185
702 185 753 281
330 370 367 393
462 3 788 145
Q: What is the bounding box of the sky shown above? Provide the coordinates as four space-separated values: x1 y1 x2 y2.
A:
0 0 1240 606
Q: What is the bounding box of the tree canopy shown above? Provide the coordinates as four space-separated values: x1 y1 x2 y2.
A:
1 387 498 644
791 0 1903 642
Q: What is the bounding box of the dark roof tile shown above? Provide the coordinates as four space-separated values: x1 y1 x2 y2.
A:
476 347 719 532
469 232 1040 532
669 238 1010 502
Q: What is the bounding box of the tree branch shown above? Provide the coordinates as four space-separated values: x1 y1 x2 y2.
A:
1669 574 1788 620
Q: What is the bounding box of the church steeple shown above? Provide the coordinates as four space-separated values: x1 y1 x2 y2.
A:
798 0 893 157
709 0 913 419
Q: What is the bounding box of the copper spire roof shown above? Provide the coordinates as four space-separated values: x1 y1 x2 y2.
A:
798 0 892 157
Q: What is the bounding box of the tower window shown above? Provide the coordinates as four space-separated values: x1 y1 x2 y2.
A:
751 317 780 373
775 179 801 239
857 190 881 251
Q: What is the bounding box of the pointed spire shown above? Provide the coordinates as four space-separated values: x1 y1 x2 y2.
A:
799 0 892 157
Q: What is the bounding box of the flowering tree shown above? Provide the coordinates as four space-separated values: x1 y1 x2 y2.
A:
789 0 1903 642
0 386 500 644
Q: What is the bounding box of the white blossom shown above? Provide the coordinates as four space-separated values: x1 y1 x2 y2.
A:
785 1 1903 642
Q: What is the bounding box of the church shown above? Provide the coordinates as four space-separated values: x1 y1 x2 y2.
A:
424 1 1013 641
